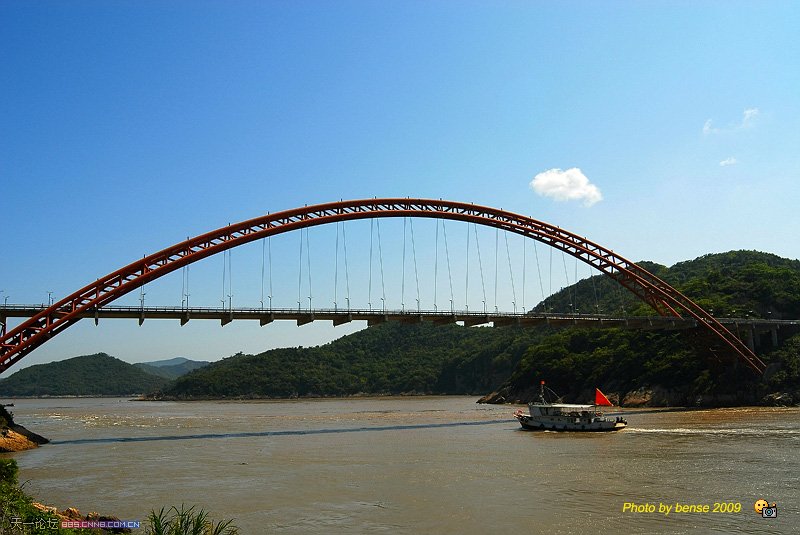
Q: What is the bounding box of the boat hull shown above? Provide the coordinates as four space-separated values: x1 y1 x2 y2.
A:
516 414 627 432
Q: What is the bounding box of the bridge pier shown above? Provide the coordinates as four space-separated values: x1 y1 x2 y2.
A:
259 313 274 326
296 314 314 326
181 312 190 326
332 314 352 326
745 326 755 353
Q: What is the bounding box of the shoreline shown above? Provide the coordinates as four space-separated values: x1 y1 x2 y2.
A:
2 392 797 409
0 405 49 453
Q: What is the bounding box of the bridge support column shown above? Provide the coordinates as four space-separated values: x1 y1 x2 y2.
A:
745 327 755 353
259 313 274 326
332 314 352 326
181 312 190 326
771 327 779 348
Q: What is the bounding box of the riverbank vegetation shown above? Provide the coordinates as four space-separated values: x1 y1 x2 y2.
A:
0 458 239 534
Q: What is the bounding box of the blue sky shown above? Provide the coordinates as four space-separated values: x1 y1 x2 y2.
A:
1 1 799 371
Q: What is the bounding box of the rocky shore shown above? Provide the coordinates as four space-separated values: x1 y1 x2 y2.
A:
477 386 799 407
0 405 49 452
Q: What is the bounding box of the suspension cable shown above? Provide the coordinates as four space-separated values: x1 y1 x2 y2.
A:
522 236 526 312
268 236 273 310
181 265 187 309
561 249 572 313
590 260 600 314
504 231 517 313
297 230 303 311
443 220 454 313
434 219 439 312
368 220 374 310
401 217 407 311
342 222 351 311
306 227 312 310
533 239 545 311
473 223 487 313
334 223 339 310
185 264 189 309
410 218 420 311
465 222 470 311
377 219 386 312
548 245 553 311
260 238 265 309
222 249 227 309
494 227 499 312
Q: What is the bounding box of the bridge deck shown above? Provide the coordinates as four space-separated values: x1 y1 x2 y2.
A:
2 305 797 331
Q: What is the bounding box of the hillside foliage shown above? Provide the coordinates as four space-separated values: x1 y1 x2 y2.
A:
0 353 169 396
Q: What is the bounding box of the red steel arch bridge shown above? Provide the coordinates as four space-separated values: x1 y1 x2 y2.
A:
0 198 768 375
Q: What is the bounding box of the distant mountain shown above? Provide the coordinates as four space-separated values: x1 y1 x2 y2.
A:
0 353 170 396
142 357 195 368
134 358 210 380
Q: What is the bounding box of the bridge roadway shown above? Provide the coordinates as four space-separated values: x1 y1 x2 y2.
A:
2 304 797 332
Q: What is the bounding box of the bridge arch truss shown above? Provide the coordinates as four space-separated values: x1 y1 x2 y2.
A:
0 198 766 374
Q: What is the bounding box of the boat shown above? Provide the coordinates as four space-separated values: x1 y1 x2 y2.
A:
514 381 627 432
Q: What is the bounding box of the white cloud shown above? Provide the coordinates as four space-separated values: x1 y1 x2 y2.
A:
703 107 760 135
529 168 602 207
719 157 738 167
742 107 760 126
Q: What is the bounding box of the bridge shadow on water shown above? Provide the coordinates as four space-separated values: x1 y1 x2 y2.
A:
50 419 512 446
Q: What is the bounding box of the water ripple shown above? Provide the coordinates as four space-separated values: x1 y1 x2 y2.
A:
49 418 511 445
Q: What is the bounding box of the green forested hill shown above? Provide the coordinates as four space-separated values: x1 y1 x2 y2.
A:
538 250 800 319
0 353 170 396
159 322 554 398
491 251 800 404
160 250 800 405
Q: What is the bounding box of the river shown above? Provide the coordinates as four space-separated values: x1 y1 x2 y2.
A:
2 397 797 534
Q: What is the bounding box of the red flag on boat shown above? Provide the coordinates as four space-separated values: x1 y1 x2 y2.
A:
595 388 613 406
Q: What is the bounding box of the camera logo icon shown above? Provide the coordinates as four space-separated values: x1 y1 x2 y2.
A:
754 499 777 518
